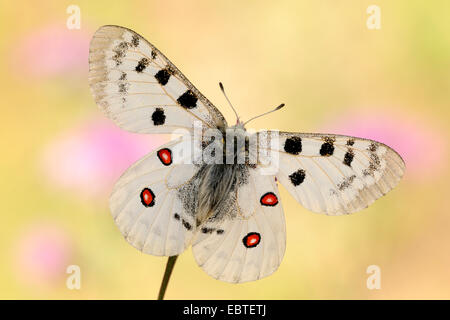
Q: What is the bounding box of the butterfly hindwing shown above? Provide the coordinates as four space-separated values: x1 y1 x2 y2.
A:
89 25 227 134
110 137 201 256
192 168 285 283
259 131 405 215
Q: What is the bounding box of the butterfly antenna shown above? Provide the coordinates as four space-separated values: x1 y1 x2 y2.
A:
243 103 285 126
219 82 240 124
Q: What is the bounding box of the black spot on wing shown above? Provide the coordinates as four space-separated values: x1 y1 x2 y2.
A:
200 227 224 235
118 82 128 94
320 142 334 156
368 142 378 152
343 149 354 167
201 227 214 234
284 136 302 155
131 35 139 47
154 68 171 85
174 213 180 220
289 169 306 186
363 152 382 176
338 174 356 191
112 42 129 66
182 219 192 230
135 58 149 73
362 154 380 176
177 90 197 109
151 50 157 59
370 152 381 166
151 108 166 126
346 139 355 146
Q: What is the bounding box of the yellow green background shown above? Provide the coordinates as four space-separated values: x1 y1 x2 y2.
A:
1 0 449 299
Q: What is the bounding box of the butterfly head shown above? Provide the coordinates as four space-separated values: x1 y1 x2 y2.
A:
230 122 246 131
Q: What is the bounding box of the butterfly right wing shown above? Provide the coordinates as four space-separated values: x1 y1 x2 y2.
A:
110 137 201 256
89 25 227 134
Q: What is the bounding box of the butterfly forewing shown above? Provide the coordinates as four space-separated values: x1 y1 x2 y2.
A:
89 25 227 134
259 131 405 215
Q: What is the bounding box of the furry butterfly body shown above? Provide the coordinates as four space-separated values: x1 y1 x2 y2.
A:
89 25 405 283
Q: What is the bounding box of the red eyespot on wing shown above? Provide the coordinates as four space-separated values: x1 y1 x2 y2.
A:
260 192 278 206
140 188 155 207
243 232 261 248
157 148 172 166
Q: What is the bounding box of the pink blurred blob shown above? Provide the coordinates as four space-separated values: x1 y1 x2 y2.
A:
321 108 447 180
10 24 90 77
41 117 168 199
13 223 73 286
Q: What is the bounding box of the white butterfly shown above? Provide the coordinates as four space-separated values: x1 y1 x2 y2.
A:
88 25 405 283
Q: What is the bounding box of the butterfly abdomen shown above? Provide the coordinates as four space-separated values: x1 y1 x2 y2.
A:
177 163 250 224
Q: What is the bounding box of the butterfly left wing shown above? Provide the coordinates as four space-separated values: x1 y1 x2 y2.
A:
258 131 405 215
89 25 227 134
192 167 285 283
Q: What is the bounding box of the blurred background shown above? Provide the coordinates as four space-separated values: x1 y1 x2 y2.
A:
1 0 449 299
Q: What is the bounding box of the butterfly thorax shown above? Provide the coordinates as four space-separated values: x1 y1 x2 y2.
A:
222 124 252 165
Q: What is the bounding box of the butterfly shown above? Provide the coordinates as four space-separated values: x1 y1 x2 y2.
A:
88 25 405 283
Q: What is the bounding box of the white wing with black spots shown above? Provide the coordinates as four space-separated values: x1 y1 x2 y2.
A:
110 137 201 256
258 131 405 215
89 25 227 134
192 168 285 283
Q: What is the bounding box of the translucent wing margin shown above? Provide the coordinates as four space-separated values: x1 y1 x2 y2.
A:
259 131 405 215
89 25 227 134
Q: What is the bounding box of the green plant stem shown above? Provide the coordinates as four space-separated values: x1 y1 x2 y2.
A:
157 255 178 300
